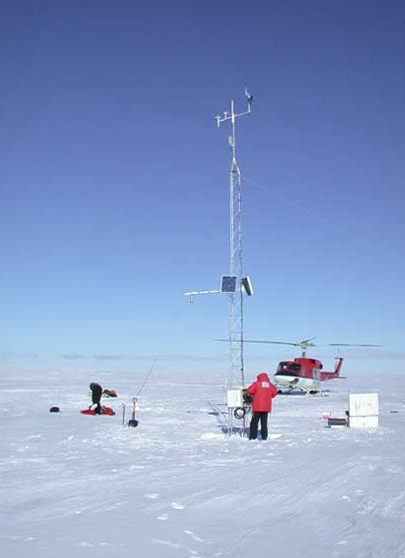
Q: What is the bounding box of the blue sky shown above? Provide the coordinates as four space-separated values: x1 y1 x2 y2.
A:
1 0 404 379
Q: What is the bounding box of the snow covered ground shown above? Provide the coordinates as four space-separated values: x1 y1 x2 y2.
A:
1 366 404 558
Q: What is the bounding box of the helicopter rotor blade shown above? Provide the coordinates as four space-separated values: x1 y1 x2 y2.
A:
216 339 381 349
216 338 319 348
327 343 382 347
216 339 301 346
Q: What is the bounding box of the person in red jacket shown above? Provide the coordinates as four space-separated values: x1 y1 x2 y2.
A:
246 372 277 440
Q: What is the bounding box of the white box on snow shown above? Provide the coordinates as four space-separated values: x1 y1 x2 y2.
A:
348 393 379 428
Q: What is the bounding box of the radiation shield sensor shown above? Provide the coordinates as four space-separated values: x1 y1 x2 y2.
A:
241 276 253 296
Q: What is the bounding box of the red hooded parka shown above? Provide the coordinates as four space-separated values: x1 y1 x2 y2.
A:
246 373 277 412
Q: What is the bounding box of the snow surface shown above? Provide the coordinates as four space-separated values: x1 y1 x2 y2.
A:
1 367 405 558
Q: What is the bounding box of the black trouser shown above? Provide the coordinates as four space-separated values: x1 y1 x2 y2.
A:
249 411 269 440
91 383 103 413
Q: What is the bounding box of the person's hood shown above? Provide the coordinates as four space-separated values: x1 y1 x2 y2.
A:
257 372 270 382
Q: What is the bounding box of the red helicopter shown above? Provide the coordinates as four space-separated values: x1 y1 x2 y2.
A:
242 337 380 394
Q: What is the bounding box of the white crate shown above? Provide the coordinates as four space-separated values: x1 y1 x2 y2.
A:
227 388 243 408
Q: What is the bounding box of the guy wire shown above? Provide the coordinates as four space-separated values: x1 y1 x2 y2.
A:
136 358 158 397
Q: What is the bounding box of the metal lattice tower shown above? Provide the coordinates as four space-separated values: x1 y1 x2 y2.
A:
184 89 253 388
216 92 252 387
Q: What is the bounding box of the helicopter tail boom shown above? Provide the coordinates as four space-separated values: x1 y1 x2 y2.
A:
321 357 344 381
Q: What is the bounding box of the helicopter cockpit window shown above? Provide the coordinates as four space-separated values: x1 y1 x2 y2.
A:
277 362 301 373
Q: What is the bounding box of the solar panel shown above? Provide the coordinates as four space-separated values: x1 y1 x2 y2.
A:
221 275 237 293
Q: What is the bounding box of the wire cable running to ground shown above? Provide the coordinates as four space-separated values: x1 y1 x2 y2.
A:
136 358 158 397
244 176 370 250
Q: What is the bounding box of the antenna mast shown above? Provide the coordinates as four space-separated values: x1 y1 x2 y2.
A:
184 89 253 388
215 89 253 387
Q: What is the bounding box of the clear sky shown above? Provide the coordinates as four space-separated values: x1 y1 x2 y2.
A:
1 0 404 379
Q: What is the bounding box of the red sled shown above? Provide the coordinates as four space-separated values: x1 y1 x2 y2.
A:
102 389 118 398
81 406 116 416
